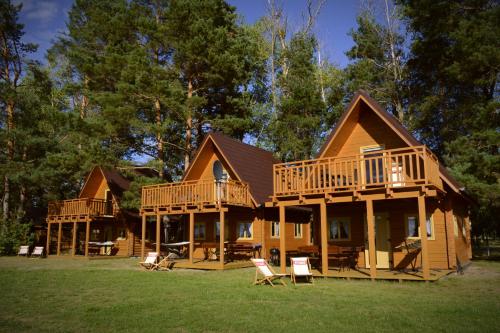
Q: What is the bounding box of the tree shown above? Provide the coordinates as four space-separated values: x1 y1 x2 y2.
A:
400 0 499 236
165 0 263 170
272 32 325 161
0 0 37 220
345 1 407 124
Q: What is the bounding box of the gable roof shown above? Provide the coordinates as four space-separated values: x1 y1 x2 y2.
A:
317 90 464 194
183 132 280 206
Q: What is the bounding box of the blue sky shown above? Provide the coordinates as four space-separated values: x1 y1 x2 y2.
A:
16 0 362 68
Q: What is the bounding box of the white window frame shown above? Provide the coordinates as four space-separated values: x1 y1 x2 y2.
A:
271 221 280 239
294 223 303 239
405 213 435 240
328 217 351 241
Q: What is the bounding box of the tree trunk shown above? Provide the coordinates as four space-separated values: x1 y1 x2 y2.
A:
18 147 27 217
155 98 164 178
3 99 15 221
184 79 193 171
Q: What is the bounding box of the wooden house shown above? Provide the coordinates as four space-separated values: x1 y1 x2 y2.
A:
140 132 311 269
46 166 158 257
267 91 472 281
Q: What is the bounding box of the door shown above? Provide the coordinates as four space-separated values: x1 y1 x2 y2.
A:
104 189 113 216
360 145 385 187
364 213 391 269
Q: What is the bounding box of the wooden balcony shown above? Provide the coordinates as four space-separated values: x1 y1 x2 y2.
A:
47 198 114 223
141 179 252 213
273 146 443 201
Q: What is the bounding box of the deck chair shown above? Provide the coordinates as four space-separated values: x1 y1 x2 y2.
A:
251 258 287 287
290 257 314 285
139 252 159 270
31 246 44 258
18 245 29 256
155 252 178 271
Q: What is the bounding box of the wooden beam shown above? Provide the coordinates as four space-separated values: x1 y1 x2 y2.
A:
57 222 62 256
189 212 194 264
279 205 286 274
156 213 161 254
71 222 77 256
366 199 377 280
320 200 328 276
418 195 430 280
46 223 51 256
219 209 225 269
141 214 146 260
85 221 90 257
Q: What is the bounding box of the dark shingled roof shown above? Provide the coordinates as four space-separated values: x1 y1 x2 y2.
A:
186 132 280 205
317 90 464 194
100 168 131 201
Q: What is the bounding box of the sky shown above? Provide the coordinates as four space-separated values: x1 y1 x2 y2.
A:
16 0 362 68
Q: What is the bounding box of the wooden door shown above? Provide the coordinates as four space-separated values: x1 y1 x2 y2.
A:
104 190 113 216
365 214 391 269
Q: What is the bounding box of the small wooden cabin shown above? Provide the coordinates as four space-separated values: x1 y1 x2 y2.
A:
267 91 472 281
46 167 158 257
140 132 310 269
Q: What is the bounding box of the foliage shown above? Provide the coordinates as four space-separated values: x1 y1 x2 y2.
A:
0 218 33 255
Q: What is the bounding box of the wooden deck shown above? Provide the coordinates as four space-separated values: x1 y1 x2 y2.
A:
170 259 254 270
310 268 454 281
272 145 443 201
141 179 252 213
47 198 114 223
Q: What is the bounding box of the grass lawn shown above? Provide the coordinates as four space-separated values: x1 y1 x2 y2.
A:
0 257 499 333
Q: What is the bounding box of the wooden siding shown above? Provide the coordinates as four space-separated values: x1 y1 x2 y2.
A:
273 146 442 198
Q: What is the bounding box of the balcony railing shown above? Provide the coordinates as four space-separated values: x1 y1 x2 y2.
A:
47 198 113 221
141 179 252 210
273 146 443 197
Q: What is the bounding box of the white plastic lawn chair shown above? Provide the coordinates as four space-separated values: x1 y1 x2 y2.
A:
290 257 314 285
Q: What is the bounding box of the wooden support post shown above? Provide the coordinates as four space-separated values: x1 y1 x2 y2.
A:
72 222 77 256
320 201 328 276
279 205 286 274
418 195 430 280
46 223 51 256
189 212 194 264
156 213 161 254
85 221 90 257
57 222 62 256
443 197 456 269
366 199 377 280
219 209 225 269
141 214 146 260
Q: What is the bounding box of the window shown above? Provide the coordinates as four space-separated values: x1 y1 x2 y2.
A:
194 222 206 240
328 217 350 241
238 222 253 239
215 220 229 241
271 222 280 238
294 223 303 238
405 214 434 240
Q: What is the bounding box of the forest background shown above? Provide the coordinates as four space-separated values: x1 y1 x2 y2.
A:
0 0 498 253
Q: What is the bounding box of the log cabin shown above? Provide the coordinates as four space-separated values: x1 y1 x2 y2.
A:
267 90 473 281
140 132 311 269
46 166 158 257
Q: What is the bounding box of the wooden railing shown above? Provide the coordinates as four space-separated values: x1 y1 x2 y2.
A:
47 198 112 219
273 146 443 197
141 179 252 210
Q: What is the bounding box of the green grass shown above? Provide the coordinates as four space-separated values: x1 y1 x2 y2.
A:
0 258 499 333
